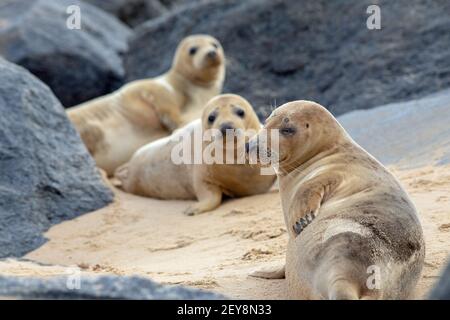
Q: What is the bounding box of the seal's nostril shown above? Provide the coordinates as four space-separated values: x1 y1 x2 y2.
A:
207 50 217 59
220 124 234 135
245 142 250 154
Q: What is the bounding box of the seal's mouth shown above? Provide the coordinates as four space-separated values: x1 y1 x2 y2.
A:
293 212 316 236
211 128 242 140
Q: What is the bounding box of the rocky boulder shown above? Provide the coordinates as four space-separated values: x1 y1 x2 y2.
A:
83 0 167 27
125 0 450 119
159 0 199 9
0 0 131 107
339 89 450 168
0 58 113 258
0 274 225 299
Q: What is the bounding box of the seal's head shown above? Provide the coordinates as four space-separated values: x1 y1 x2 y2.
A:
202 94 261 136
173 34 225 86
201 94 261 158
246 100 347 172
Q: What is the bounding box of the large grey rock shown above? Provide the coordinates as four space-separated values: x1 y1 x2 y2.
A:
125 0 450 119
0 0 131 107
0 58 113 258
159 0 199 9
429 260 450 300
339 89 450 168
83 0 167 27
0 274 225 299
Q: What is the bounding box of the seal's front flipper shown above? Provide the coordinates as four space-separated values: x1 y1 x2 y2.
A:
249 265 285 279
328 279 360 300
113 163 129 188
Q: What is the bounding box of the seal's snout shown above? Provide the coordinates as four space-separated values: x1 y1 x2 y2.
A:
220 122 235 135
206 50 218 60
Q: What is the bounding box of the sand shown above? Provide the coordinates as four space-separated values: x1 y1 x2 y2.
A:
1 164 449 299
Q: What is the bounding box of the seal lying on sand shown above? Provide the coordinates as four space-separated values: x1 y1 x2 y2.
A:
115 94 276 216
247 100 424 300
68 35 225 176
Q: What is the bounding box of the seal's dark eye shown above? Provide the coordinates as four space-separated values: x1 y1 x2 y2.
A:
306 123 310 128
280 127 296 136
235 109 245 118
212 42 219 49
208 114 216 123
189 47 198 55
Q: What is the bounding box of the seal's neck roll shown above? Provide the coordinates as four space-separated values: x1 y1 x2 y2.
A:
166 63 225 95
279 144 340 177
277 133 348 178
